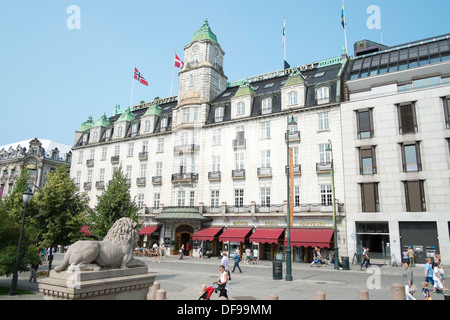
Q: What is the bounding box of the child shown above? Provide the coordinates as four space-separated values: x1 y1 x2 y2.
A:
198 284 214 300
422 281 431 300
433 261 444 293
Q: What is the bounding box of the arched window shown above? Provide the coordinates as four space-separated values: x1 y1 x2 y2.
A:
288 91 298 105
316 86 330 105
261 98 272 114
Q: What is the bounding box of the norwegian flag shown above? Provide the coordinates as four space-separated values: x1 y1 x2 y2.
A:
134 67 148 86
174 53 184 69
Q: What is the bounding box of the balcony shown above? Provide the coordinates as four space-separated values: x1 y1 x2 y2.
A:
257 167 272 178
152 176 162 185
95 181 105 189
139 152 148 161
208 171 221 181
285 130 301 142
111 156 120 164
285 164 301 175
316 162 332 173
83 182 92 190
232 169 245 180
86 159 94 167
125 179 131 186
173 144 200 155
136 177 146 186
232 138 246 150
171 172 198 183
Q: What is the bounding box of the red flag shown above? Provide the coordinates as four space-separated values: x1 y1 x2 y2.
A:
174 53 184 69
134 67 148 86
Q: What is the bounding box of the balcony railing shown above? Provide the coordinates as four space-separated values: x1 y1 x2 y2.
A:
285 130 301 142
111 156 120 164
83 182 92 190
152 176 162 185
257 167 272 178
232 139 246 149
316 162 332 173
208 171 221 181
136 177 146 186
86 159 94 167
232 169 245 179
95 181 105 189
139 152 148 160
285 164 301 175
173 144 200 155
171 172 198 183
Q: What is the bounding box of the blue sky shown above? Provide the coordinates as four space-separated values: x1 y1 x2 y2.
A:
0 0 449 147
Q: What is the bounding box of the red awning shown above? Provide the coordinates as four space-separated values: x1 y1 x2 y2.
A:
219 227 253 242
288 228 334 247
250 228 285 244
139 225 160 236
192 227 224 241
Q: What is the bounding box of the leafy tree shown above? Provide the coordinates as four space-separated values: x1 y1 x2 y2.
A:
34 165 89 271
90 165 138 239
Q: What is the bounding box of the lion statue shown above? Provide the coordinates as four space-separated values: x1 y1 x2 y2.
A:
54 217 146 272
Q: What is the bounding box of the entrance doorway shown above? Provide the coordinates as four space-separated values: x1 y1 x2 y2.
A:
175 225 194 256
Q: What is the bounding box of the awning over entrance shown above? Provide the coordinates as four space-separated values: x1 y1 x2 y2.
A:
154 207 211 222
288 228 334 247
219 227 253 242
192 227 224 241
139 225 160 236
250 228 285 244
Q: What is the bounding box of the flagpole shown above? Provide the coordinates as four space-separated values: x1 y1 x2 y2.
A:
130 65 135 108
170 52 175 96
342 0 348 54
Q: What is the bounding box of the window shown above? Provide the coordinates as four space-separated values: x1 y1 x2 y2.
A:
78 151 83 164
292 146 299 166
105 129 111 141
160 118 168 131
237 101 245 115
413 76 441 90
211 190 220 208
261 98 272 114
76 171 81 184
318 112 329 131
137 194 144 208
356 109 374 138
319 144 331 164
177 190 185 206
126 165 132 180
131 123 139 136
404 180 426 212
153 193 160 209
288 91 298 105
215 107 224 122
320 185 332 206
101 147 107 161
127 143 134 157
401 142 421 172
144 120 151 132
359 146 377 174
89 149 95 160
155 162 163 177
194 107 199 121
189 74 194 86
234 189 244 207
142 141 149 153
212 155 220 172
179 132 189 146
235 153 244 170
99 168 105 182
182 108 190 123
92 131 98 141
443 97 450 129
261 121 271 139
157 138 164 152
397 103 418 134
114 145 120 157
117 126 123 137
87 169 93 183
294 186 300 207
140 164 147 178
360 182 379 212
261 150 271 168
260 187 271 207
316 86 330 104
212 129 221 145
264 83 274 88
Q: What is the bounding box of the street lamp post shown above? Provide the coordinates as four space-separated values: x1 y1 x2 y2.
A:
285 109 297 281
9 187 33 296
326 140 339 270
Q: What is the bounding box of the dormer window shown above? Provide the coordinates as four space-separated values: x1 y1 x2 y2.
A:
105 129 111 141
131 123 139 137
117 126 123 137
160 118 168 131
316 86 330 105
92 131 98 141
261 98 272 114
288 91 298 105
215 107 224 122
237 101 245 115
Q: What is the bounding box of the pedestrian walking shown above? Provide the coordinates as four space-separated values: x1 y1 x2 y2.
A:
408 246 415 267
435 254 447 291
403 261 416 300
245 247 251 265
215 265 230 300
221 252 231 280
159 242 165 260
29 261 39 283
361 247 367 268
433 261 444 293
422 281 431 300
402 248 409 264
424 258 434 288
363 248 370 269
232 250 242 273
310 247 320 267
153 243 160 263
198 244 203 259
252 247 259 264
179 244 185 260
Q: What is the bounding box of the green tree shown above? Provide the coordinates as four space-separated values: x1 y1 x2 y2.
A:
34 165 89 270
90 165 138 239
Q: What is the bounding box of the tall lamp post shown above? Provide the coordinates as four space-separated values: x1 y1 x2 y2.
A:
9 187 33 296
285 109 297 281
326 140 339 270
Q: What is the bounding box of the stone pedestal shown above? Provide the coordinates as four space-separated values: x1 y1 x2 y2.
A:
38 267 156 300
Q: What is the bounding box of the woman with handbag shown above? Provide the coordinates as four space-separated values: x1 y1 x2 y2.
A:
215 265 230 300
403 261 416 300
